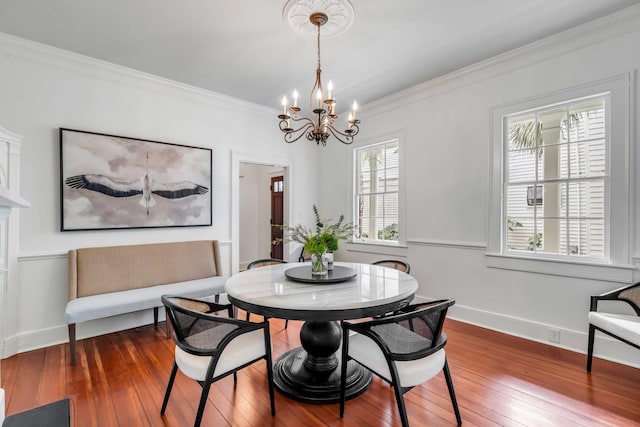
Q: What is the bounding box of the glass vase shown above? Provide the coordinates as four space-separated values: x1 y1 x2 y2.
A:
311 253 328 276
324 252 334 270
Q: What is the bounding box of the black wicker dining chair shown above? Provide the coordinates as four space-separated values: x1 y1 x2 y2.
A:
298 247 310 262
160 295 275 427
340 299 461 427
247 258 291 329
246 258 288 270
372 259 411 274
587 282 640 371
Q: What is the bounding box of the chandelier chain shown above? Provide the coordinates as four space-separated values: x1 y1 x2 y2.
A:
317 22 321 70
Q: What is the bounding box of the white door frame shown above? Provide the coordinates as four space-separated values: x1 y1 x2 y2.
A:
231 151 291 275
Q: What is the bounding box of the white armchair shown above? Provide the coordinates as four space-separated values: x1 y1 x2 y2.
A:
587 282 640 371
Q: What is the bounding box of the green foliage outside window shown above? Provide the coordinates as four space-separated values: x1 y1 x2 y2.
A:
377 223 398 241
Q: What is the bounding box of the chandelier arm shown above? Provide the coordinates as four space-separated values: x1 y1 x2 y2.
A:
283 122 316 144
347 123 360 137
325 123 355 145
279 116 313 133
285 116 315 131
278 119 290 132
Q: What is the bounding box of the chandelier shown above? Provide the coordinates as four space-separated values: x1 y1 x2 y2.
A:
278 12 360 146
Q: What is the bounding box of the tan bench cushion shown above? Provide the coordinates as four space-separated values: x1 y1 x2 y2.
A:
69 240 221 299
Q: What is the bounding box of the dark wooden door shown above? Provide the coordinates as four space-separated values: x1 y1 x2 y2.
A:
270 176 284 259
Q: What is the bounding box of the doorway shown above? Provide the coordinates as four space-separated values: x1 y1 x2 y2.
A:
270 175 284 259
238 162 286 270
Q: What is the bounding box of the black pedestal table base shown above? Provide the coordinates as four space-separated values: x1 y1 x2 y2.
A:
273 348 372 404
273 320 372 403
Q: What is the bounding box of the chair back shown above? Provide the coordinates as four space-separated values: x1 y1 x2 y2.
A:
247 258 287 269
298 247 310 262
366 299 454 361
162 295 243 355
372 259 411 274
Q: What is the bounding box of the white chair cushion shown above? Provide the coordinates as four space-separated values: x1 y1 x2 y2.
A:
65 276 227 323
348 331 446 388
589 312 640 346
175 329 266 381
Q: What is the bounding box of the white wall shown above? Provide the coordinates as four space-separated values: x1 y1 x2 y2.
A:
322 7 640 367
239 163 261 268
0 34 318 356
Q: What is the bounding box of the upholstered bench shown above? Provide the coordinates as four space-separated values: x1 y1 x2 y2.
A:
66 240 227 365
587 282 640 371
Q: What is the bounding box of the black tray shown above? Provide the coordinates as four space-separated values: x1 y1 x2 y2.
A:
284 265 357 284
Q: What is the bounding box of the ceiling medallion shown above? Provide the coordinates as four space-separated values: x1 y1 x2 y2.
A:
283 0 355 38
278 1 360 146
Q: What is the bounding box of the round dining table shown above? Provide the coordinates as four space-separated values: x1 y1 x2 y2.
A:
224 261 418 404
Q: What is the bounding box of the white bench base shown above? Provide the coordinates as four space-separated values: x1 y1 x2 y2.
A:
65 276 227 364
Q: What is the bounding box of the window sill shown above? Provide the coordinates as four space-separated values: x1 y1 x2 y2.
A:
485 253 635 283
345 241 408 257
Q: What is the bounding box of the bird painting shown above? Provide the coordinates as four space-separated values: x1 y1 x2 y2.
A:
61 128 212 231
65 153 209 215
65 174 209 215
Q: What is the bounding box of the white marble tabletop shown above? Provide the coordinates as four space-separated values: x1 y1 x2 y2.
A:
224 262 418 321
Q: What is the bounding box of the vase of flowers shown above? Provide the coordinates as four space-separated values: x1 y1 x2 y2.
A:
305 230 329 275
311 253 328 275
322 234 338 270
324 251 334 271
273 204 353 276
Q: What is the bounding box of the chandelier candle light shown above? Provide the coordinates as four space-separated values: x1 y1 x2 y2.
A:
278 12 360 146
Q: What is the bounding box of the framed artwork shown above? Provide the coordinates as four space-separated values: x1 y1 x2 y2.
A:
60 128 212 231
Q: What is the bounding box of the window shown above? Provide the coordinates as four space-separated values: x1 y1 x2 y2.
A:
488 75 632 281
505 96 606 258
354 139 400 243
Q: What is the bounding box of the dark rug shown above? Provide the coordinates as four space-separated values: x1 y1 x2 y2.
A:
2 398 70 427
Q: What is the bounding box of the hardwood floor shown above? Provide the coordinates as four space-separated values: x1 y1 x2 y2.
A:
2 316 639 426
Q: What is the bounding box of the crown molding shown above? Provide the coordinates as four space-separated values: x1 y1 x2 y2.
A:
0 32 276 117
363 4 640 118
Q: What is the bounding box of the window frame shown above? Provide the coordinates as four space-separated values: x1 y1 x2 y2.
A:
487 74 633 282
504 94 609 260
351 132 406 247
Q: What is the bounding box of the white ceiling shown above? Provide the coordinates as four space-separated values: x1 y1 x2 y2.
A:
0 0 638 110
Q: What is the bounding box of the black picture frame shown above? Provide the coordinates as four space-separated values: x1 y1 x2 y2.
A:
60 128 212 231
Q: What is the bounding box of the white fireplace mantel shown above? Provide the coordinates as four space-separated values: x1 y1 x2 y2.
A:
0 185 30 211
0 125 29 424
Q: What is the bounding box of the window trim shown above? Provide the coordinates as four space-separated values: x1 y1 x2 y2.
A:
504 93 609 260
487 74 632 281
351 130 407 247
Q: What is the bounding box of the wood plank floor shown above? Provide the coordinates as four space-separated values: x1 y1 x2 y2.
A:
2 316 639 426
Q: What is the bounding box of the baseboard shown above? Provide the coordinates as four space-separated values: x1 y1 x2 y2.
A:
3 309 164 358
2 335 19 359
447 303 640 369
